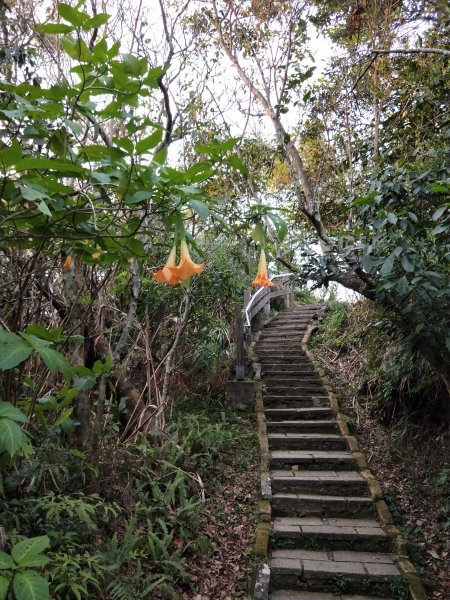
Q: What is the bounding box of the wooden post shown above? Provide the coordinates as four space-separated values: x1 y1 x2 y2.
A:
235 304 245 380
284 282 291 309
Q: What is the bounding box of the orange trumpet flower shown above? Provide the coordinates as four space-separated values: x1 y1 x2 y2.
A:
153 244 180 286
172 238 205 281
153 239 205 286
252 248 273 287
63 255 72 270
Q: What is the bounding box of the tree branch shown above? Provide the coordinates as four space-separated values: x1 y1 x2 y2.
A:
371 47 450 57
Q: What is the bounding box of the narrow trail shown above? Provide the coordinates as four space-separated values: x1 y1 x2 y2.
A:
254 305 426 600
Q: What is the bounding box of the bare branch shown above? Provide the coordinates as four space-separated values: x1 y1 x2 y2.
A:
371 47 450 57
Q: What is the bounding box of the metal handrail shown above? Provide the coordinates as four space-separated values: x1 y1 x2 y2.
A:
243 273 293 327
243 287 267 327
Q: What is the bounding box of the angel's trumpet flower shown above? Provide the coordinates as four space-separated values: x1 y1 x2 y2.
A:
153 244 180 286
252 248 273 287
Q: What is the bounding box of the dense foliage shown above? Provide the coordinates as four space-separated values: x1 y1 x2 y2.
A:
0 0 448 597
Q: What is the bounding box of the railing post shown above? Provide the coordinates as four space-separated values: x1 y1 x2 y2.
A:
235 304 245 380
244 289 251 309
284 282 291 309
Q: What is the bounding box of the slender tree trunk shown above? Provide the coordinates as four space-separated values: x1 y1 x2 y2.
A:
63 257 92 450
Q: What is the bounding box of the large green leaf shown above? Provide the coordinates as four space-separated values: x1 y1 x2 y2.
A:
0 551 15 569
15 157 85 175
227 154 248 176
0 403 28 423
11 538 50 569
380 253 395 277
136 129 163 154
0 575 9 600
0 419 24 457
188 199 209 221
13 571 49 600
34 347 70 377
35 23 74 34
0 329 32 370
58 3 86 26
0 140 22 167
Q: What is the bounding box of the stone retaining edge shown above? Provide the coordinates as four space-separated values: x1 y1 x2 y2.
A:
302 322 428 600
249 326 273 600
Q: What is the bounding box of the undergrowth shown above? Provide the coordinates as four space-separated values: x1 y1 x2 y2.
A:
312 300 450 598
0 400 257 599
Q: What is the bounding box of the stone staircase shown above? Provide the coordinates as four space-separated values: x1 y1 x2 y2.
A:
253 305 423 600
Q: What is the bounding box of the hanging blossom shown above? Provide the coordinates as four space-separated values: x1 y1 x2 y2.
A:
153 238 205 286
252 248 273 287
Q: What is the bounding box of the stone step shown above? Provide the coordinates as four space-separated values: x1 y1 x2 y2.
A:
265 380 324 390
261 333 306 340
264 396 330 408
270 590 395 600
271 492 375 518
268 433 347 451
257 340 306 346
272 517 390 552
265 387 326 397
270 471 368 495
264 326 308 333
267 420 338 434
265 407 335 420
264 373 323 381
257 352 310 360
270 549 402 596
265 376 321 382
270 450 355 470
262 365 315 373
263 368 320 375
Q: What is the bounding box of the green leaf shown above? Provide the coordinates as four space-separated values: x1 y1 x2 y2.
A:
122 53 147 76
0 551 15 569
188 199 209 221
432 224 448 235
34 347 70 377
401 255 415 273
13 570 49 600
124 191 153 205
386 212 398 225
267 211 288 242
432 205 448 220
380 253 395 277
136 130 163 154
0 419 24 457
58 3 86 26
12 538 50 569
25 325 64 342
396 276 409 295
73 375 96 391
84 13 110 29
15 157 85 175
252 223 266 245
0 140 22 167
226 155 248 176
19 185 49 202
35 23 74 34
0 403 28 424
51 407 74 429
186 162 214 183
37 201 52 218
0 330 32 370
153 146 167 165
0 575 9 600
126 237 145 257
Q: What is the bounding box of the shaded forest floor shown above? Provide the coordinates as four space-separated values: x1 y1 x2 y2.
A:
173 401 259 599
311 305 450 600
